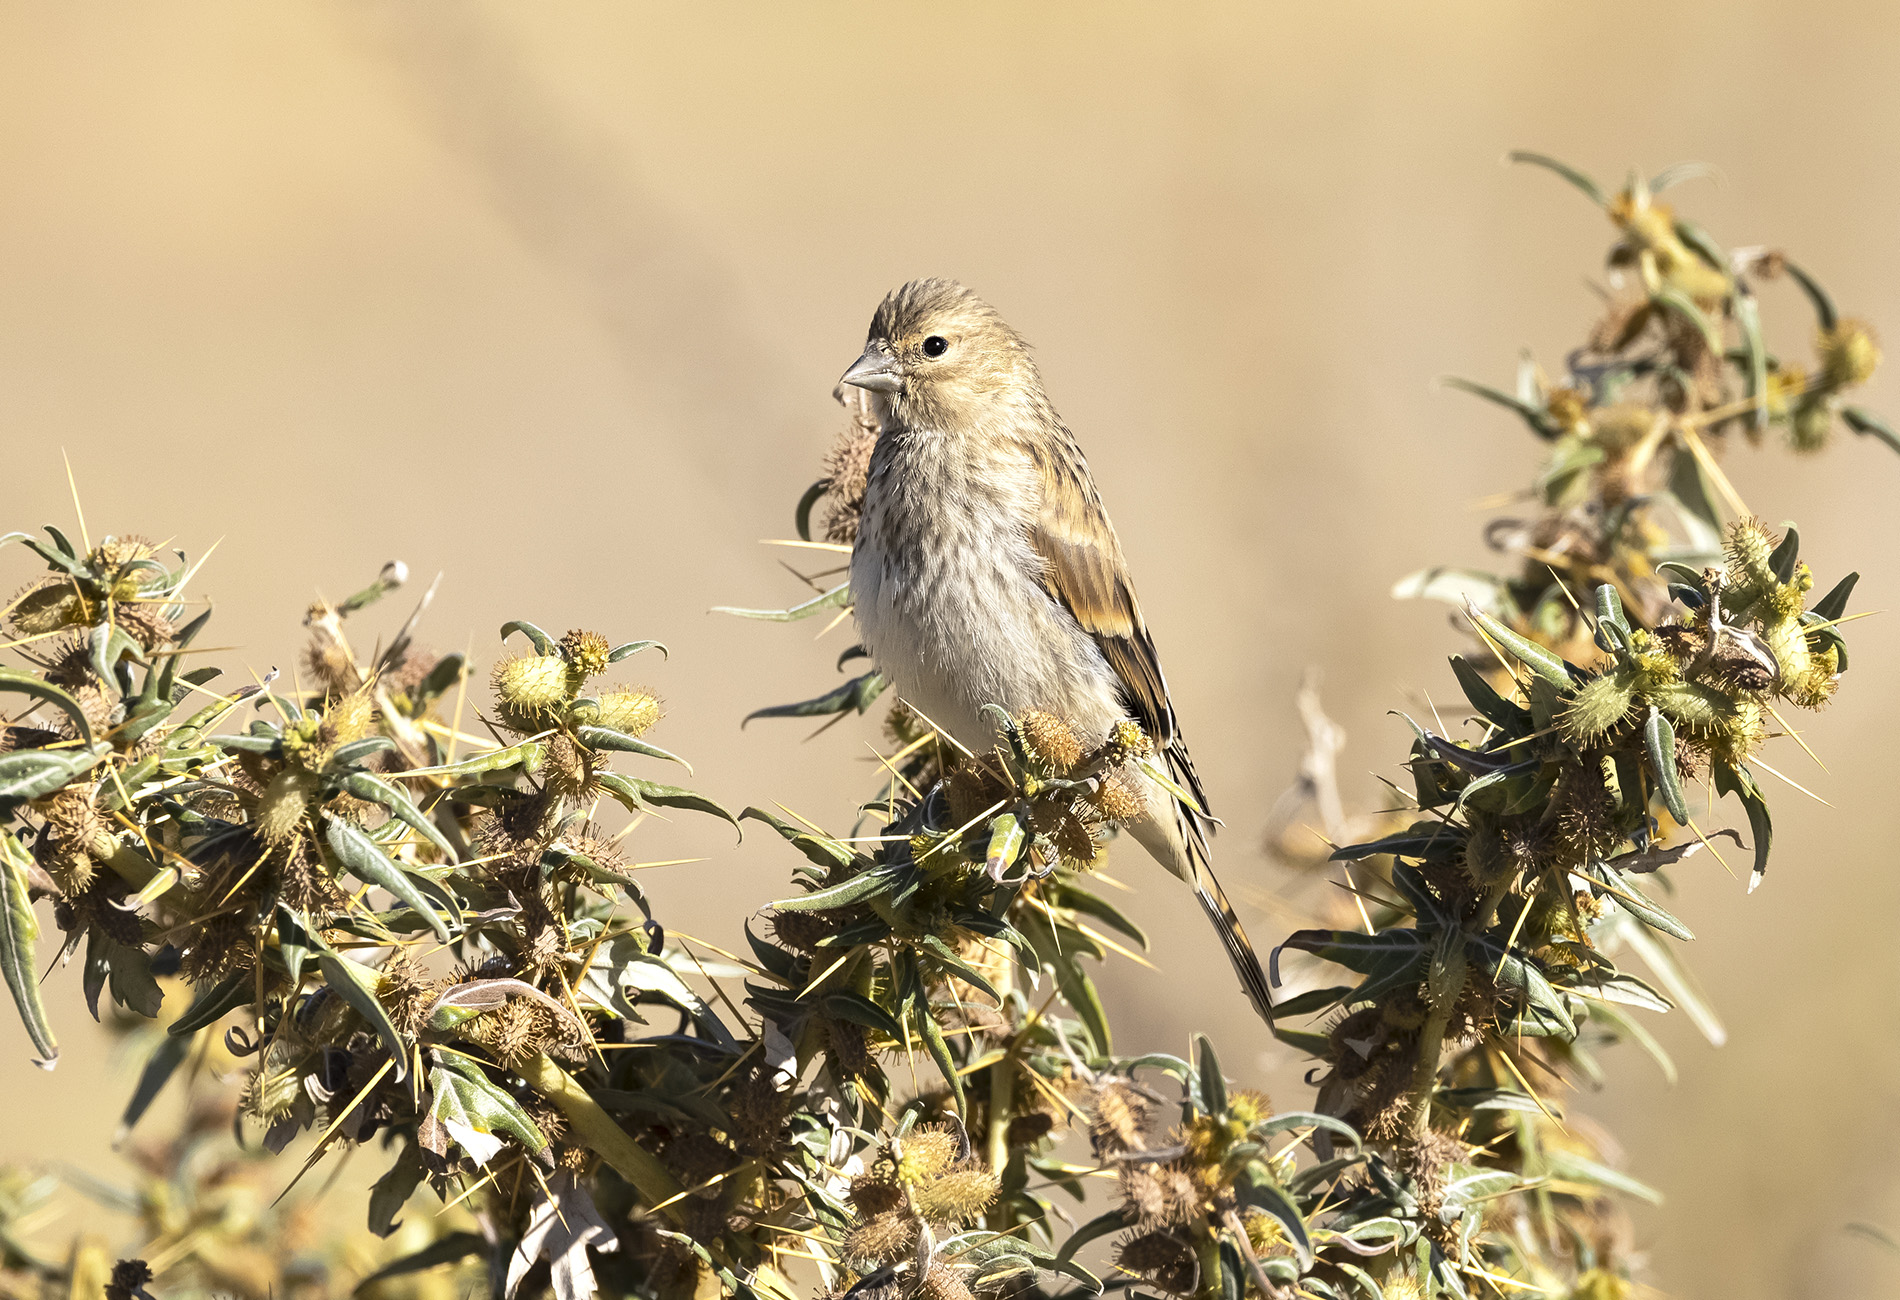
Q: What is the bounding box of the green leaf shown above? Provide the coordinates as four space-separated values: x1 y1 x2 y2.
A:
0 743 110 807
1264 985 1353 1019
1391 566 1507 610
1234 1169 1314 1269
1330 821 1466 863
1782 259 1838 331
914 993 965 1116
1465 606 1574 688
1250 1111 1362 1149
0 668 95 746
918 934 1001 1004
367 1142 428 1239
1052 954 1111 1056
0 835 56 1068
1194 1032 1226 1115
794 480 827 542
742 669 887 725
1811 571 1859 622
573 725 692 774
1587 999 1678 1085
1049 883 1148 950
1546 1151 1662 1205
1470 936 1574 1038
1643 707 1689 827
400 740 546 779
430 1053 549 1157
167 970 252 1036
273 906 316 987
118 1034 192 1139
84 927 162 1020
1276 928 1429 979
1713 762 1772 889
711 581 850 622
597 773 741 838
821 990 905 1041
1508 150 1606 206
1735 289 1770 431
322 817 452 943
1056 1208 1132 1266
1842 406 1900 455
337 771 457 861
1449 655 1531 730
1768 524 1801 584
984 813 1025 877
745 807 865 873
353 1231 486 1283
499 620 556 654
331 737 396 768
1440 376 1559 439
317 950 410 1080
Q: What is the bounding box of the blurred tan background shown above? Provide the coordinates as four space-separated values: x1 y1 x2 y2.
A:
3 3 1899 1294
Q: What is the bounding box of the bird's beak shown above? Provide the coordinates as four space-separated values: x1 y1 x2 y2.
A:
841 347 904 394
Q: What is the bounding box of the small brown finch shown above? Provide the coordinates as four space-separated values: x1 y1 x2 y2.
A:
840 278 1273 1023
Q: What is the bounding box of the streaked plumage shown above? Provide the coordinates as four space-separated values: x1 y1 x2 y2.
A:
840 278 1273 1023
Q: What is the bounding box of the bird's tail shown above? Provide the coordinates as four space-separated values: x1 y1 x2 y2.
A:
1142 742 1275 1026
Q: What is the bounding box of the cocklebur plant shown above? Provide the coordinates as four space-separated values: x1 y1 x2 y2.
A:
0 153 1887 1300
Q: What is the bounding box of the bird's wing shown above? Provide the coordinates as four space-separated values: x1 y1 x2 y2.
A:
1025 437 1213 820
1030 438 1269 1020
1026 440 1173 744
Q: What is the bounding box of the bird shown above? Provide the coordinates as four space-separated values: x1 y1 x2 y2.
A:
838 277 1274 1024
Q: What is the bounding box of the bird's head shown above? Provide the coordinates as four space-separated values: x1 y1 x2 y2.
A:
840 279 1038 425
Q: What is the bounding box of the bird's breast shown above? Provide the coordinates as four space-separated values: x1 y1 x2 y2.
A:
850 428 1124 750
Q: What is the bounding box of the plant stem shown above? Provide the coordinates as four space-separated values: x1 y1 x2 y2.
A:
518 1051 686 1216
1406 879 1510 1139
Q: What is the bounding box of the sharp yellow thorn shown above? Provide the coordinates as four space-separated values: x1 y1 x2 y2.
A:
1746 754 1831 807
759 538 852 554
61 450 92 553
1763 700 1827 774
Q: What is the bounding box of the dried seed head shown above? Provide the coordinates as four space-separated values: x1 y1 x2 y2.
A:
491 654 570 728
1115 1231 1197 1294
256 769 321 847
1091 1080 1151 1155
766 909 834 953
6 578 89 637
1588 402 1656 451
542 734 599 804
318 690 375 749
917 1263 976 1300
841 1210 916 1267
827 1018 870 1079
1091 768 1146 823
1016 709 1083 772
1558 665 1639 746
912 1163 999 1225
820 406 879 547
40 788 112 895
1820 318 1880 388
244 1065 304 1121
376 954 436 1036
1788 396 1834 452
1724 519 1777 597
594 686 661 737
1099 720 1153 766
895 1125 958 1184
944 761 1010 826
558 629 612 681
846 1171 904 1217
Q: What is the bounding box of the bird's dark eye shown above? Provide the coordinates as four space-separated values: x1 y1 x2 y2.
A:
921 335 949 358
